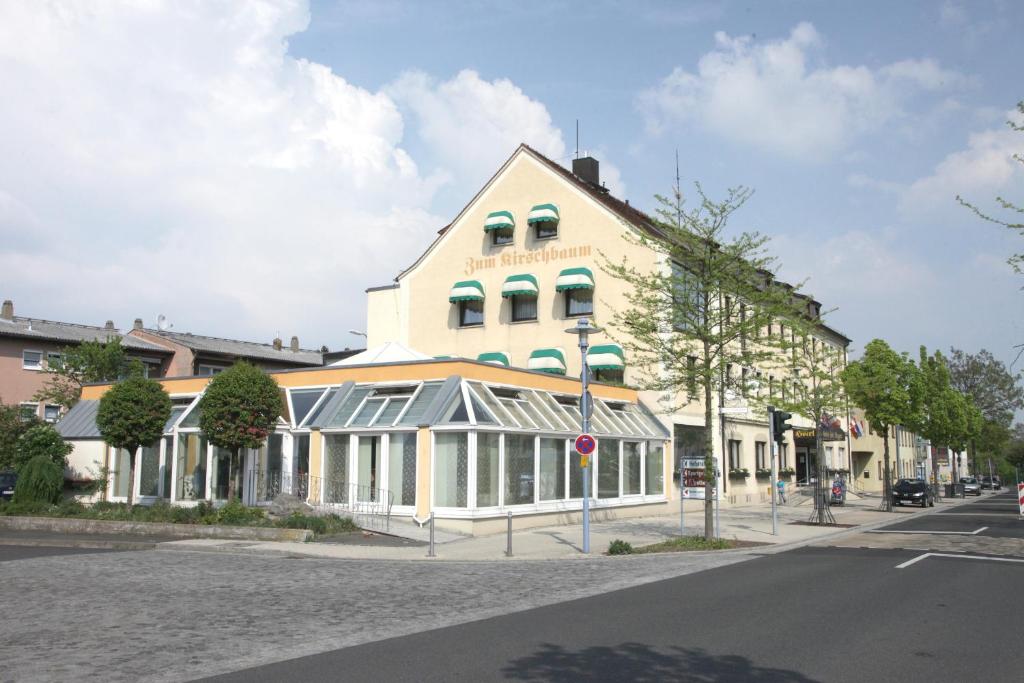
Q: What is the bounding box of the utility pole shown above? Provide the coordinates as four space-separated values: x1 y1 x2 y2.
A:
566 318 601 554
769 406 778 536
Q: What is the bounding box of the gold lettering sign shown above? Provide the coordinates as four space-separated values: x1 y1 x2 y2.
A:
464 245 593 276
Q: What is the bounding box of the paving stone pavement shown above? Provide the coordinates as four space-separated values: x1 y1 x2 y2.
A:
821 530 1024 556
0 546 753 682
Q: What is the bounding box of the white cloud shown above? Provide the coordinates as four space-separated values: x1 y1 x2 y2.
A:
638 22 968 161
387 69 567 186
900 108 1024 219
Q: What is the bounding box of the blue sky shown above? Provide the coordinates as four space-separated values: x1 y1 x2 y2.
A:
0 0 1021 369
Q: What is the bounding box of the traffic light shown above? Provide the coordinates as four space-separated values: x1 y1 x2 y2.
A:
771 409 792 443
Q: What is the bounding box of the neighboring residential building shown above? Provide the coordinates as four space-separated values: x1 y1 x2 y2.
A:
848 408 926 494
364 144 852 505
127 320 326 375
0 300 172 422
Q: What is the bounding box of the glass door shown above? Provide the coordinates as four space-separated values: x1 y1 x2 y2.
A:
356 435 381 502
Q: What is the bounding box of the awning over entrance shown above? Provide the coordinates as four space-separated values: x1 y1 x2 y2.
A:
527 203 559 224
555 267 594 291
483 210 514 232
528 348 566 375
587 344 624 370
477 351 510 367
449 280 485 302
500 274 539 298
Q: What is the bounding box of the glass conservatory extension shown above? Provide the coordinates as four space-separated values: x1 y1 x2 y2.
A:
102 373 670 521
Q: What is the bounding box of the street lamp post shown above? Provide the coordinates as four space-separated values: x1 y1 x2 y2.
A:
566 317 601 554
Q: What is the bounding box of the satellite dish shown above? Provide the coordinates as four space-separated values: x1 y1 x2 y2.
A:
157 314 171 331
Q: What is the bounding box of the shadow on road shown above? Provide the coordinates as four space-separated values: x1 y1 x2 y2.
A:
501 642 820 682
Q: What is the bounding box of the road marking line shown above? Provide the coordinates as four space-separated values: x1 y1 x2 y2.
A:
896 552 1024 569
869 527 988 535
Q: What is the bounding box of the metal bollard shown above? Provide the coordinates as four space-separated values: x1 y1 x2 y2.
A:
505 510 513 557
427 511 436 557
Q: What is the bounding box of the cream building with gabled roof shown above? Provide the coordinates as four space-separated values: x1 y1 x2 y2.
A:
367 144 853 505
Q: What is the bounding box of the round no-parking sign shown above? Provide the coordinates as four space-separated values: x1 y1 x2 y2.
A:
574 433 597 455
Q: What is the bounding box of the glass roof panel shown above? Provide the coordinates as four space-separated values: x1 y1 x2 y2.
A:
591 400 623 435
468 391 497 425
351 397 385 427
303 388 339 427
164 406 186 433
374 397 409 426
626 404 666 438
525 391 566 431
324 386 372 428
397 381 442 426
517 396 551 430
290 388 326 427
540 393 576 431
179 401 201 428
467 382 508 427
440 392 471 424
497 398 526 428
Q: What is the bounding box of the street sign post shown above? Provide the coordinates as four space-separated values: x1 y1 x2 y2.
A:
575 433 597 468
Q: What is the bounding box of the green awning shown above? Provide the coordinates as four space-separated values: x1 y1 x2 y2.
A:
477 352 510 367
587 344 624 370
527 203 559 224
528 348 566 375
501 274 539 298
555 267 595 291
449 280 485 302
483 210 515 232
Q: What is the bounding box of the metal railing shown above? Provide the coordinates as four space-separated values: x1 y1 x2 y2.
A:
244 469 394 530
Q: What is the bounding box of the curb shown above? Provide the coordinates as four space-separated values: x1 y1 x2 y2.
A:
0 537 159 551
0 516 312 543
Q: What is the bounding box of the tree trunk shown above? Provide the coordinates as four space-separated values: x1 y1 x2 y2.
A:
227 447 238 502
881 434 893 512
126 449 136 508
703 355 715 540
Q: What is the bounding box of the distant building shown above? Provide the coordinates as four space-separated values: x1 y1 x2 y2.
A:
0 300 171 422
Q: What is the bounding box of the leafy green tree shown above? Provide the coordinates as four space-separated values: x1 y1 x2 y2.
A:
14 424 73 473
0 403 40 472
842 339 921 511
603 181 801 539
12 455 64 505
947 347 1023 473
96 375 172 506
197 362 282 502
958 101 1024 275
33 338 131 410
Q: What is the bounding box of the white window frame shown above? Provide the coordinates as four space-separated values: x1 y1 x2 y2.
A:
43 404 61 423
22 349 44 371
197 364 226 376
19 402 38 420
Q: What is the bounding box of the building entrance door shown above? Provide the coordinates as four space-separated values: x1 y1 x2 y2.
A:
356 435 381 502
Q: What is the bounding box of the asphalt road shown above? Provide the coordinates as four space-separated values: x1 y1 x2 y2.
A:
203 492 1024 683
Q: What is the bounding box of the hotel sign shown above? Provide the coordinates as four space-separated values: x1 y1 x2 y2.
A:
464 244 593 276
792 427 846 445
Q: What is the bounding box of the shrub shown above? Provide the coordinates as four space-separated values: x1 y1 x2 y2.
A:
12 455 65 504
216 498 266 526
275 512 327 535
14 424 73 472
608 539 634 555
0 499 52 516
56 499 86 517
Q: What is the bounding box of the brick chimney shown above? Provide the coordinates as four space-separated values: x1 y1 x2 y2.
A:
572 156 600 186
272 337 282 350
133 318 143 330
290 336 299 352
0 300 12 320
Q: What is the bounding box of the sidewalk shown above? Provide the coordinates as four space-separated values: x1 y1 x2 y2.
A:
159 493 977 562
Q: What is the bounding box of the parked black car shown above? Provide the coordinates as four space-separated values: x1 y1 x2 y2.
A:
0 471 16 501
960 477 982 496
892 479 934 507
981 476 1003 490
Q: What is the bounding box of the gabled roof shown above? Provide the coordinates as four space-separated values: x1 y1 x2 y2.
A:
139 328 323 366
330 341 432 366
0 316 170 353
55 400 102 439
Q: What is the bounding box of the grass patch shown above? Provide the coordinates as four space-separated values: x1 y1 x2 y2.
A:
608 535 746 555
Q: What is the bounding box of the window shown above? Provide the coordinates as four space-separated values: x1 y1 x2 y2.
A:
435 432 469 507
19 403 37 421
741 368 749 398
598 439 620 498
623 441 642 495
755 442 766 470
504 434 535 505
645 442 664 496
594 368 624 384
768 375 774 399
491 227 513 246
46 352 63 370
22 350 42 370
535 222 557 240
476 432 500 506
539 438 565 501
197 365 225 376
459 300 484 327
825 446 834 469
43 405 60 423
671 262 702 332
728 439 742 470
839 447 846 468
510 295 537 322
565 288 593 317
740 304 747 350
